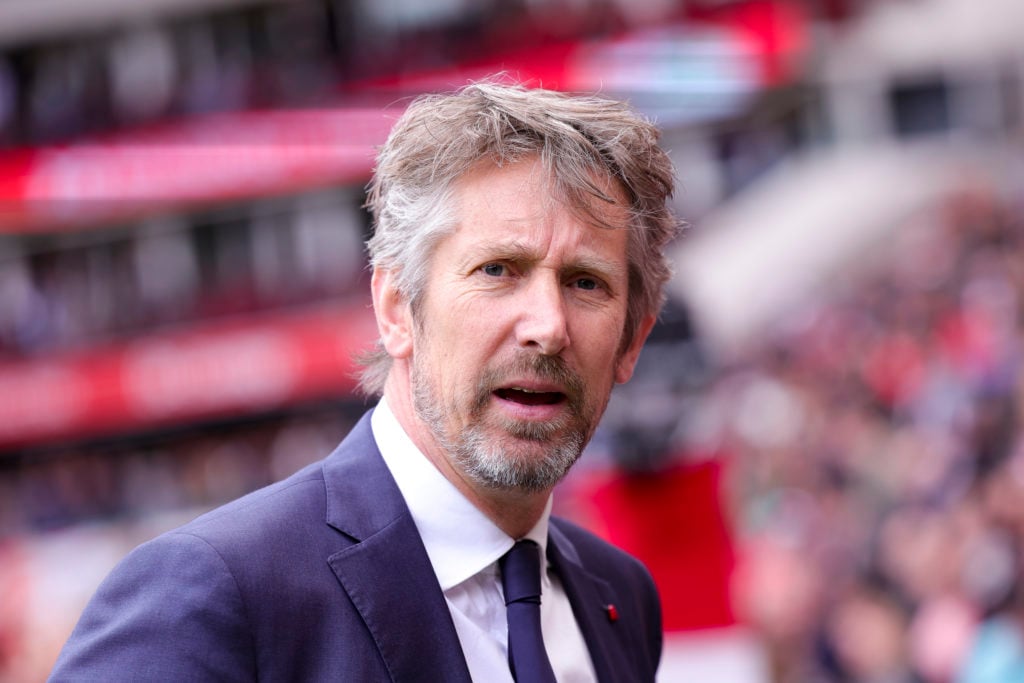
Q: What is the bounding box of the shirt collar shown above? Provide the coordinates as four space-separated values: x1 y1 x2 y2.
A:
371 396 552 591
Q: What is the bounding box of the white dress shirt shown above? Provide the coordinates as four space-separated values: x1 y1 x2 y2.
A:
372 397 598 682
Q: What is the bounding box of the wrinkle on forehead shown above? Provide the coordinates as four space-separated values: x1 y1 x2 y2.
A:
460 156 632 234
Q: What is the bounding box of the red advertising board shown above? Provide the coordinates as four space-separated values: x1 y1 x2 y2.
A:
0 301 377 449
0 108 396 233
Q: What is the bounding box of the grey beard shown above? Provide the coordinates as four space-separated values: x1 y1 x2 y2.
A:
412 353 596 493
452 420 584 493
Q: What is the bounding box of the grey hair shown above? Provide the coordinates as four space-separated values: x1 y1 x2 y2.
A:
358 79 680 396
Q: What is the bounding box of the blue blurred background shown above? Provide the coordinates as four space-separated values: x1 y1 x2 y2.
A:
3 1 1024 681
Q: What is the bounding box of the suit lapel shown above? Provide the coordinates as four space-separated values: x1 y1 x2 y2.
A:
321 412 472 683
548 524 635 683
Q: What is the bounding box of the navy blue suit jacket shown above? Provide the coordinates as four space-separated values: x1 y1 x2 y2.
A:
50 411 662 681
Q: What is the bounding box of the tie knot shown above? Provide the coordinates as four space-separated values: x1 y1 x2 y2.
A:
500 540 543 605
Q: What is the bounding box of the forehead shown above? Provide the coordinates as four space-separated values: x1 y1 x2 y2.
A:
450 158 631 242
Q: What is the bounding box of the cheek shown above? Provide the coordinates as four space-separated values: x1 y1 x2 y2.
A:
423 325 481 388
592 339 634 388
578 311 626 355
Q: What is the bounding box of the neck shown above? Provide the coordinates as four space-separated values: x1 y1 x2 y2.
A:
470 488 551 540
382 369 553 539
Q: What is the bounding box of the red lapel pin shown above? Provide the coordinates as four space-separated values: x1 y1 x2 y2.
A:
605 604 619 622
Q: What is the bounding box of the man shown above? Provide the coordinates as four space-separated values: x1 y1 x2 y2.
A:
50 80 679 682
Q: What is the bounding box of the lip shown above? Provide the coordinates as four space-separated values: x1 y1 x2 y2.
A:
497 378 566 394
491 379 569 421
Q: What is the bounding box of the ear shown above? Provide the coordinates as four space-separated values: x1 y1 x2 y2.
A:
371 267 414 360
614 314 656 384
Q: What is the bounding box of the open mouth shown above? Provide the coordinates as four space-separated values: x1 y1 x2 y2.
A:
494 388 566 406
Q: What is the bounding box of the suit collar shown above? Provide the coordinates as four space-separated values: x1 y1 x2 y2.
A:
322 411 407 539
370 397 513 590
548 523 639 683
322 411 473 682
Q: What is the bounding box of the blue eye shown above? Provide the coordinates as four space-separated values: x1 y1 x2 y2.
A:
575 278 599 291
482 263 505 277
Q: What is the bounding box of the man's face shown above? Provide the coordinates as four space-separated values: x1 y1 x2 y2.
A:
407 158 651 493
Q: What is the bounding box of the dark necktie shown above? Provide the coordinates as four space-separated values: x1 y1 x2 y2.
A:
500 540 558 683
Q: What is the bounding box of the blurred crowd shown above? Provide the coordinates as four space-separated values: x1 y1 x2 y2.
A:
0 404 361 538
698 178 1024 682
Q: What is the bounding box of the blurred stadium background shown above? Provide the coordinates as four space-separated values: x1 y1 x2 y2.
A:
2 0 1024 680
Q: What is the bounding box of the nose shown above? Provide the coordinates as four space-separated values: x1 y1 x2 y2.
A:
515 273 570 356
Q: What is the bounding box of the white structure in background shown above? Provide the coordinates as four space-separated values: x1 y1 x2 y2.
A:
674 143 963 357
673 0 1024 360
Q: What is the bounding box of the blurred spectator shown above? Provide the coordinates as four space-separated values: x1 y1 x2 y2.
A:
696 179 1024 682
0 405 357 538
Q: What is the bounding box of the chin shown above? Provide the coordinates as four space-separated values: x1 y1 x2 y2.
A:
455 428 584 493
